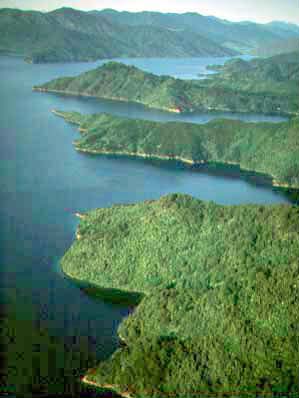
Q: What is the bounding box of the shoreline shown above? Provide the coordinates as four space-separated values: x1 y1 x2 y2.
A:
73 146 299 191
63 223 145 306
66 190 298 396
35 88 182 113
74 211 86 219
62 214 143 397
33 87 295 117
82 376 134 398
50 108 298 192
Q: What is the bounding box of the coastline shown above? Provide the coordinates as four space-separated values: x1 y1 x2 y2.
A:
75 146 198 166
63 194 299 396
52 109 299 191
63 212 143 397
73 146 299 191
64 219 145 306
74 212 86 239
63 219 139 397
34 88 182 113
74 211 86 219
82 376 133 398
34 87 295 117
50 109 299 193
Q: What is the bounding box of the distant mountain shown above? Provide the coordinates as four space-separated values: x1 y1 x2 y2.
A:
265 21 299 38
2 7 299 63
34 52 299 116
252 37 298 57
0 7 236 63
208 51 299 83
96 9 299 53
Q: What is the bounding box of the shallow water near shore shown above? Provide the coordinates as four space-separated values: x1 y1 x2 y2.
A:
0 55 295 395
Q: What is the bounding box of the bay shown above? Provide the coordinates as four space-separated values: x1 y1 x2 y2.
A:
0 55 293 395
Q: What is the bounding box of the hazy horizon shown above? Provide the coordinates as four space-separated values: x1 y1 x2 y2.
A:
1 0 299 25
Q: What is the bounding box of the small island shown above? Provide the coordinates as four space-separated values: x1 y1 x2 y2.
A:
52 110 299 189
34 52 299 116
60 193 299 397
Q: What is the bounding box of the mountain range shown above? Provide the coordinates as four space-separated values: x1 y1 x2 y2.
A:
0 8 236 63
1 7 298 63
97 9 299 53
252 36 298 57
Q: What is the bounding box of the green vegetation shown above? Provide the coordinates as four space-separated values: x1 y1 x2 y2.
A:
0 8 236 63
0 290 105 397
60 193 299 397
206 51 299 97
35 53 299 116
64 274 144 306
53 110 299 189
1 8 298 62
251 37 299 57
96 9 299 54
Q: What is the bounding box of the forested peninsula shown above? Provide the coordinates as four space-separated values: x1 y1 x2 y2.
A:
60 193 299 397
34 52 299 116
53 110 299 189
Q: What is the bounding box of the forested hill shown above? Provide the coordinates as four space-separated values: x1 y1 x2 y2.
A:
252 37 298 57
204 51 299 105
53 111 299 189
1 8 299 63
0 8 236 63
96 9 299 54
207 51 299 85
35 53 299 116
61 193 299 397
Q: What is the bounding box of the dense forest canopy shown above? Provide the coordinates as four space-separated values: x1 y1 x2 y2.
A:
0 7 237 63
98 9 299 54
2 4 299 398
35 52 299 116
206 51 299 96
60 193 299 397
1 8 299 62
53 110 299 189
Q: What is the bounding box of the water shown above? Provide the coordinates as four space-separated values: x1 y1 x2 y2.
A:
108 55 256 79
0 55 294 394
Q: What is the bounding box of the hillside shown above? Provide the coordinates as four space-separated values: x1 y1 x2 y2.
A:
2 8 299 62
264 21 299 38
52 111 299 189
97 9 299 53
206 51 299 96
251 37 298 57
34 53 299 116
60 193 299 397
0 8 236 63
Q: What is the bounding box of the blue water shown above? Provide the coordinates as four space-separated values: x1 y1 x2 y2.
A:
108 55 256 79
0 55 294 390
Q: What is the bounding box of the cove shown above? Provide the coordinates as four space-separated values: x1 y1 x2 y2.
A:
0 55 295 396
